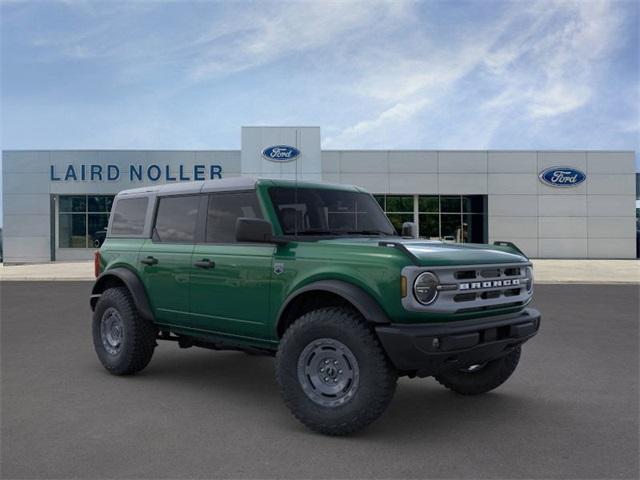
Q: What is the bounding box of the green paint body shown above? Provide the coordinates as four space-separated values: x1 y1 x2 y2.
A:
98 179 529 347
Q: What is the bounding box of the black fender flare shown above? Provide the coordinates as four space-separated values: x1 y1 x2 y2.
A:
90 267 155 322
276 280 391 335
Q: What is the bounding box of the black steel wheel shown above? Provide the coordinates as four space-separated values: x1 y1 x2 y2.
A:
276 307 397 436
92 287 157 376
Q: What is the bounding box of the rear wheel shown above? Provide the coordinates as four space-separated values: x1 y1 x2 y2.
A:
434 347 521 395
275 307 398 436
92 287 157 375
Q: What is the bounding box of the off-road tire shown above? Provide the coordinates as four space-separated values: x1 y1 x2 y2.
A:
92 287 157 375
275 307 398 436
434 347 521 395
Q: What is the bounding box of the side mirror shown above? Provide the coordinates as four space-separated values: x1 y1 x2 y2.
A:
236 218 276 243
401 222 416 238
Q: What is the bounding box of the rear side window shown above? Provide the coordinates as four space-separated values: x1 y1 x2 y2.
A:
110 197 148 236
153 195 200 243
206 192 262 243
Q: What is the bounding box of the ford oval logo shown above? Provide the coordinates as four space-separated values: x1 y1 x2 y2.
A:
538 166 586 188
261 145 301 162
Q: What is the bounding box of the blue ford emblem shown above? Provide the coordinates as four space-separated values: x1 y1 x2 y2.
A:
261 145 301 162
538 166 586 187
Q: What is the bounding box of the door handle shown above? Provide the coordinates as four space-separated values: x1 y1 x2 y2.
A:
193 259 215 269
140 256 159 266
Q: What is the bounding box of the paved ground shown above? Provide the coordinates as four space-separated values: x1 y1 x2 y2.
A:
1 258 639 283
1 282 638 479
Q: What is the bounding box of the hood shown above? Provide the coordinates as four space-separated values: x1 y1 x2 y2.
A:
318 237 529 266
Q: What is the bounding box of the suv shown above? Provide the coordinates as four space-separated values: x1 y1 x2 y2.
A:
91 177 540 435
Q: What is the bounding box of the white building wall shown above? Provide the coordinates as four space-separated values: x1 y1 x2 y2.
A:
1 138 636 262
2 150 241 263
324 149 636 259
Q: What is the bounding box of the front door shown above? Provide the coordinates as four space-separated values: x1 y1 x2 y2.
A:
189 191 274 339
138 194 202 326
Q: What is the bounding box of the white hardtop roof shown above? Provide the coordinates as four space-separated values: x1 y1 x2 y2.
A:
116 176 258 197
115 176 363 198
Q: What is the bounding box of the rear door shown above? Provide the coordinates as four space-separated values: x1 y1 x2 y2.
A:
138 194 204 326
189 191 274 338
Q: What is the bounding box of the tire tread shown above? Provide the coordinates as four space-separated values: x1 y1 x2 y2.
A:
92 287 156 375
275 307 397 436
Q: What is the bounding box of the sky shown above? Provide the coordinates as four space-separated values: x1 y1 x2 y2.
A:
1 0 639 224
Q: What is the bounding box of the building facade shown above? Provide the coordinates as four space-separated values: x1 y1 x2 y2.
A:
2 126 637 262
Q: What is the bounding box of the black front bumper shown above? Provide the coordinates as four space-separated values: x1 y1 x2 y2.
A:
375 308 541 377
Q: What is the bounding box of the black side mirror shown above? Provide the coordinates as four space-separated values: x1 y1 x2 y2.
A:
401 222 416 238
236 218 276 243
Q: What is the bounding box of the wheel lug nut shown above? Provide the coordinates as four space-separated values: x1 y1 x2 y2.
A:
320 368 324 372
334 360 338 365
333 378 338 383
324 377 329 382
324 360 329 365
338 369 343 374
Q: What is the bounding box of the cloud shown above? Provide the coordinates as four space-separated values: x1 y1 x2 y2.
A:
325 0 629 147
2 0 636 155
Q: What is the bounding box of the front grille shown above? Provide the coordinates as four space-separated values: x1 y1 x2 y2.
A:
402 262 532 314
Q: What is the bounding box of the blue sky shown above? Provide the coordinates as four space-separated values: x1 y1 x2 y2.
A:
1 0 639 224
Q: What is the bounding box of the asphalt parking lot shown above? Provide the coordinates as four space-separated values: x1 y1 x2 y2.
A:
1 282 638 479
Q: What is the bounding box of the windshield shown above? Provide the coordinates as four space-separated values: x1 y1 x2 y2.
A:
268 187 397 237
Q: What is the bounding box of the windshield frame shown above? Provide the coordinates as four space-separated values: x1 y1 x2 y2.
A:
267 186 398 239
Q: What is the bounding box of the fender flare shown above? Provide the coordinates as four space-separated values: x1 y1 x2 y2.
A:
90 267 155 322
276 279 390 334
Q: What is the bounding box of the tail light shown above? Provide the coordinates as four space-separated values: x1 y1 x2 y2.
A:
94 250 102 278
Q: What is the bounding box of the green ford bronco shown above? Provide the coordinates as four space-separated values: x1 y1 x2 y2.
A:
91 177 540 435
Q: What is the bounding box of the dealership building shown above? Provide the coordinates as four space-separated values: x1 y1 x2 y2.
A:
2 126 637 263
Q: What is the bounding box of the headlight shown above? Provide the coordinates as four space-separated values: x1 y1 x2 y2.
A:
525 266 534 293
414 272 439 305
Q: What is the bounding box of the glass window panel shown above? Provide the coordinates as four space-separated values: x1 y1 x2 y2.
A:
111 197 148 236
154 195 200 243
88 214 110 248
59 214 87 248
373 195 385 210
385 196 413 213
59 196 86 213
207 192 263 243
418 214 439 239
268 187 395 236
386 213 414 236
418 196 439 213
440 196 462 213
88 195 114 213
463 214 486 243
441 214 462 242
462 195 486 214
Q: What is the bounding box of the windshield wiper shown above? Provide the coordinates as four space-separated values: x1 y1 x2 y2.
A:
346 230 395 236
294 230 344 236
293 229 396 237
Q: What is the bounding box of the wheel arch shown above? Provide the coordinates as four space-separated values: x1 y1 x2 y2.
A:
276 280 390 338
91 267 155 322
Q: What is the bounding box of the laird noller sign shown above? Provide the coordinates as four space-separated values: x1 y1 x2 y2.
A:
50 163 223 182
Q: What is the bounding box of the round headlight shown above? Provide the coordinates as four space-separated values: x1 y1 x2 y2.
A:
414 272 439 305
525 266 534 293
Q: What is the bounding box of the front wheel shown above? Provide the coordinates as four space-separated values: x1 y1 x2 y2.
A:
434 347 521 395
275 307 398 436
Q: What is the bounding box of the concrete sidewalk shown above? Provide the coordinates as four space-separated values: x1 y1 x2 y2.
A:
1 259 638 283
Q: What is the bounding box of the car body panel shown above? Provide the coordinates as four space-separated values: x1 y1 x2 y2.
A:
96 177 535 346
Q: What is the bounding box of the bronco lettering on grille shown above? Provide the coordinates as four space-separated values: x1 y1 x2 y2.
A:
459 279 520 290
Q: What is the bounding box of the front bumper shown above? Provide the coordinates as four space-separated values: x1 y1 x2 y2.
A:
375 308 541 377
